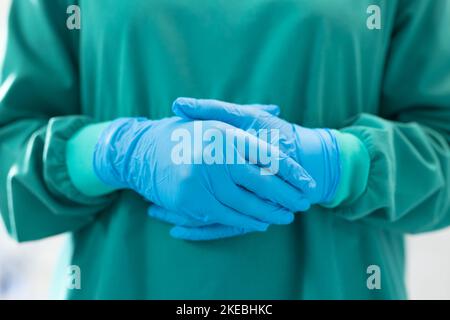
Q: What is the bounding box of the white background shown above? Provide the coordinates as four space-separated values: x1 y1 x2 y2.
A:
1 0 450 300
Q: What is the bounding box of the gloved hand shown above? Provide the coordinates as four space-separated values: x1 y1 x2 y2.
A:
93 117 317 240
171 98 342 205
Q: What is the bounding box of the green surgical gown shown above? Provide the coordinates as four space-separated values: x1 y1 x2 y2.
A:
1 0 450 299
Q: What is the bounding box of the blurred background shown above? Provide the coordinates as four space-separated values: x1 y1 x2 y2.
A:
1 0 450 300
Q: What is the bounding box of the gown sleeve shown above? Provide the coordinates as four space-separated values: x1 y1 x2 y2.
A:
0 0 115 242
334 0 450 233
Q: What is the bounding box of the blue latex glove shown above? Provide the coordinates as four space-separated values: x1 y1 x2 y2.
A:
93 117 316 240
149 205 254 240
172 98 341 205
